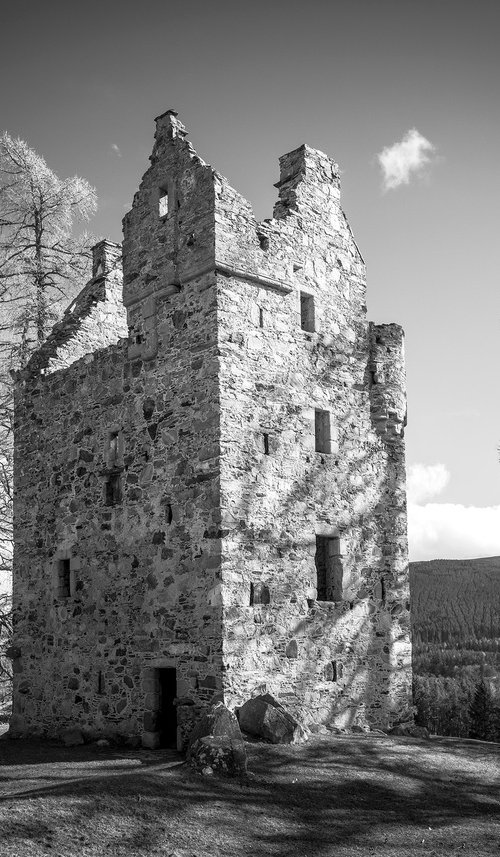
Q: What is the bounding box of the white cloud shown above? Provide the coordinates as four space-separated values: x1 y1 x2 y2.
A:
110 143 122 157
407 463 500 561
407 462 449 504
377 128 436 191
409 502 500 562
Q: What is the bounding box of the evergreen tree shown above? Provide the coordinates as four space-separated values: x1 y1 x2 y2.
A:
469 679 496 740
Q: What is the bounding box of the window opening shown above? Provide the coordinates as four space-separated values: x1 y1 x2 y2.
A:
325 660 337 681
315 536 343 602
257 232 269 251
300 292 315 332
380 576 386 603
97 671 105 695
259 307 264 328
159 185 170 218
263 433 270 455
58 558 71 599
108 432 119 467
325 660 343 681
105 473 121 506
107 429 123 470
250 582 270 606
315 410 331 453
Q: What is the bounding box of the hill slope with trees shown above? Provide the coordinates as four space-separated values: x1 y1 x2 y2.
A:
410 556 500 739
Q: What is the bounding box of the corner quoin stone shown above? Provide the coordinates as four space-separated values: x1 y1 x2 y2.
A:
10 110 412 747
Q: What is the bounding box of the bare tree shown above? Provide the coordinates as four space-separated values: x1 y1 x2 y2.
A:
0 592 12 716
0 132 97 364
0 134 97 624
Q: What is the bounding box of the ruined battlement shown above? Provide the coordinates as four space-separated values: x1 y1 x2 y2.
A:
20 240 126 379
10 112 412 748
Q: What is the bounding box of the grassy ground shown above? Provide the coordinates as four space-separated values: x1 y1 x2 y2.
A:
0 730 498 857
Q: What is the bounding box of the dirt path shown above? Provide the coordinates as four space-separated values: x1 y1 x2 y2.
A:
0 733 498 856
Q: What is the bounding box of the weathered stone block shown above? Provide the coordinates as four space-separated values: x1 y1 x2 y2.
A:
237 694 309 745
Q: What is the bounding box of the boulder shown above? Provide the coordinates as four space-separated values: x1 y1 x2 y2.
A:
237 694 309 745
189 735 247 775
187 701 247 775
308 723 329 735
389 721 430 739
187 700 242 747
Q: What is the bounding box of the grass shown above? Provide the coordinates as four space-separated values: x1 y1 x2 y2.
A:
0 729 499 856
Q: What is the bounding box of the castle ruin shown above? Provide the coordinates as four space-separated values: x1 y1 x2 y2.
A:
10 111 412 747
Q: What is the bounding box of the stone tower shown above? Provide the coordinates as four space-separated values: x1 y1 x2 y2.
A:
10 111 412 747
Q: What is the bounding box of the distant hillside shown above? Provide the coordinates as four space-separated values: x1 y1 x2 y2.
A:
410 557 500 737
410 556 500 649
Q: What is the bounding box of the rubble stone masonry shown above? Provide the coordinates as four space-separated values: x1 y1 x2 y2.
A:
11 111 412 747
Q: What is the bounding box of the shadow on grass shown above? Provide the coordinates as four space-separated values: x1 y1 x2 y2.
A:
0 735 499 856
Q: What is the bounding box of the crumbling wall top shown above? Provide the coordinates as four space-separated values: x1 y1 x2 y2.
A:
18 240 127 379
273 143 341 220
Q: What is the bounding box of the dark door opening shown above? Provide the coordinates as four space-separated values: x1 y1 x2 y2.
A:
158 668 177 749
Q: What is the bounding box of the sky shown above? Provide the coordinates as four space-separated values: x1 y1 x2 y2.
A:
1 0 499 563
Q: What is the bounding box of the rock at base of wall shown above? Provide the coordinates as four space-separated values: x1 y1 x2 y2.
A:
60 727 85 747
389 722 430 739
189 735 247 775
187 701 242 748
237 694 309 745
141 730 161 749
187 701 247 775
6 713 26 739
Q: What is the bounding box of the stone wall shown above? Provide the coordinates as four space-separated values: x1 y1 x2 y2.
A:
11 110 412 745
11 113 224 747
25 241 127 376
214 145 411 729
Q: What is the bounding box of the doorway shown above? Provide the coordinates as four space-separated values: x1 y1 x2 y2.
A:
158 668 177 749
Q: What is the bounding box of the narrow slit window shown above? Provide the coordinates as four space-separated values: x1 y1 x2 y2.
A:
315 536 343 602
159 185 170 218
106 429 124 471
58 559 71 599
325 660 339 682
97 671 105 695
315 409 331 453
250 582 270 606
105 473 122 506
263 433 270 455
259 307 264 328
108 432 119 467
300 292 315 332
